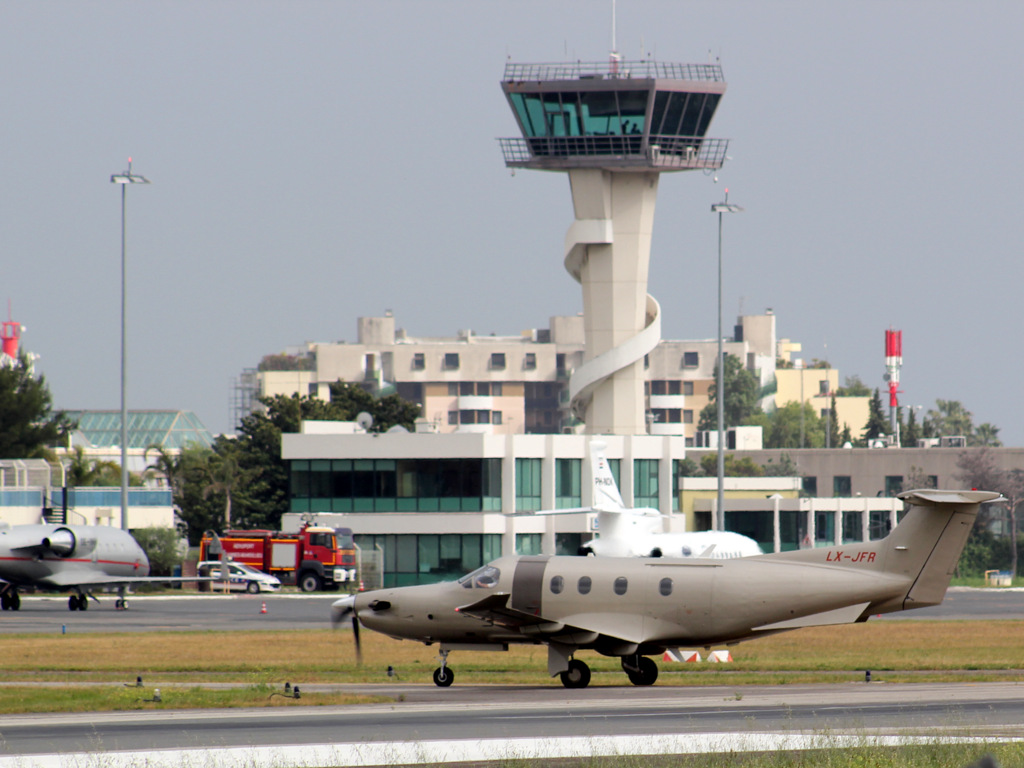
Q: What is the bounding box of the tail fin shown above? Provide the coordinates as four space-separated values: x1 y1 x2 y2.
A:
590 441 625 511
890 489 1001 608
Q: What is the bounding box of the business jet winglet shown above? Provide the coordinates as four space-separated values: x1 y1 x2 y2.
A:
333 489 1000 688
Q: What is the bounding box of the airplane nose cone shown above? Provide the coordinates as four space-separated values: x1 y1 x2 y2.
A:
331 594 355 626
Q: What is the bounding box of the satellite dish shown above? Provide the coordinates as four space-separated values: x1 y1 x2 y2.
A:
356 412 374 431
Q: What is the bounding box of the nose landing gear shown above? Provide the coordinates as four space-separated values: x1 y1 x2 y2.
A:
433 649 454 687
558 658 592 689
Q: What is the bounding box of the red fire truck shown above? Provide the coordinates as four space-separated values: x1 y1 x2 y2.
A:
199 525 356 592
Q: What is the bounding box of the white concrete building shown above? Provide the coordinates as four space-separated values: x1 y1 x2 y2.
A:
282 426 684 586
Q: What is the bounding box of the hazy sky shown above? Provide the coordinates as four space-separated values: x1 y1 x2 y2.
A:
3 2 1023 444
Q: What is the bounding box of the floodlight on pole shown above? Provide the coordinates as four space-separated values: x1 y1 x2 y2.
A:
111 158 149 531
711 191 743 531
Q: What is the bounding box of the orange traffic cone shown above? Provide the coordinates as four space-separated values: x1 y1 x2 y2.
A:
260 601 267 614
358 580 365 592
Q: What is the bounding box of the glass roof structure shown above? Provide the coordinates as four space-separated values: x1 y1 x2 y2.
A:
65 410 214 450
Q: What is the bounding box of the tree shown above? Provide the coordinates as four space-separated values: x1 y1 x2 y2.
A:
67 446 127 486
903 407 921 447
825 396 841 448
131 527 184 577
955 448 1024 577
223 384 423 533
761 452 799 478
697 354 763 431
168 444 224 545
0 354 74 458
836 375 871 397
761 401 824 449
861 389 889 444
973 423 1002 448
699 453 765 478
924 399 974 439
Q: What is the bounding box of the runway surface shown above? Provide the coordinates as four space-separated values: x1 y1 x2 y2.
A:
2 585 1024 633
1 682 1022 765
2 588 1024 765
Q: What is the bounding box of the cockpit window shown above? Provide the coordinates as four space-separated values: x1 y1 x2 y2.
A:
458 565 501 589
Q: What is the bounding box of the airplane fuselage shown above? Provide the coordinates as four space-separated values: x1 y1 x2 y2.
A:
354 551 913 656
0 524 149 588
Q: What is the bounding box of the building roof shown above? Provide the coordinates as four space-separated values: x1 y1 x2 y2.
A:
65 410 214 450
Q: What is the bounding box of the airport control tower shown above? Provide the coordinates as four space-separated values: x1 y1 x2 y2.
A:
500 58 728 435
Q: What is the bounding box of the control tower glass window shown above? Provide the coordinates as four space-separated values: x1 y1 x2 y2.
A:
650 92 720 138
510 91 648 138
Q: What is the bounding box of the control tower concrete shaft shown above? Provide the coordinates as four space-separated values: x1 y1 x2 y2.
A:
500 60 728 435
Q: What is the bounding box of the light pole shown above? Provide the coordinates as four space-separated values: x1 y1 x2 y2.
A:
111 159 150 531
711 191 742 531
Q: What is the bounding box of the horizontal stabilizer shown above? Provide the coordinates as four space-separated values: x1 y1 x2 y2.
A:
755 602 870 632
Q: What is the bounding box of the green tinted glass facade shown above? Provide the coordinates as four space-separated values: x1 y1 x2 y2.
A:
515 457 542 512
355 533 502 587
555 458 581 508
290 458 501 513
634 459 659 508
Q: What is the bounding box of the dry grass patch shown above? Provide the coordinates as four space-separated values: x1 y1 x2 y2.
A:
2 620 1024 688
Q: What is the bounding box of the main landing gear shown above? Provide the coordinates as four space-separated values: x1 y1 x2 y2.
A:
68 593 89 611
0 588 20 611
622 654 659 686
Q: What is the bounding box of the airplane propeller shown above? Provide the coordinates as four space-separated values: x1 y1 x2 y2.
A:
331 595 363 664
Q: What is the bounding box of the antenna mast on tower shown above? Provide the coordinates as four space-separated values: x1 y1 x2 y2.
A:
885 329 903 445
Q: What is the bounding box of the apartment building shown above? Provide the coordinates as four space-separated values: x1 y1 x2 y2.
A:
242 310 794 446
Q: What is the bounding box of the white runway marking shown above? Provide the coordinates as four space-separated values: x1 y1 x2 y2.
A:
0 732 1017 768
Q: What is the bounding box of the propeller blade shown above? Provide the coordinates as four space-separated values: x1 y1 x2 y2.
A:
331 594 355 628
352 615 362 664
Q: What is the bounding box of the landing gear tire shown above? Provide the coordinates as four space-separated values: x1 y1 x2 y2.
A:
115 598 130 610
624 656 658 686
299 573 322 593
69 594 87 611
559 659 591 689
0 592 17 611
433 666 454 687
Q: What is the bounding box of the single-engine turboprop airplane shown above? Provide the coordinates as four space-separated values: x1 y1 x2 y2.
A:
0 522 193 612
333 489 998 688
541 441 762 559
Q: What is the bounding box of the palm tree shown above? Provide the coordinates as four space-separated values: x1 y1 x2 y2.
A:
973 422 1002 448
144 444 181 495
203 451 242 530
67 446 122 486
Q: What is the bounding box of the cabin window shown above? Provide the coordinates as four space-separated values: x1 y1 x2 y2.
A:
613 576 628 595
659 577 673 596
549 575 564 595
577 576 592 595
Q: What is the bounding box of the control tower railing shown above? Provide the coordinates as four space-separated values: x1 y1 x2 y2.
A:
503 60 724 82
498 135 729 171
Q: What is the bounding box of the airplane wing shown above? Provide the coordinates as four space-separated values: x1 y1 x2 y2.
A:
458 594 648 644
456 593 553 631
37 572 212 590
